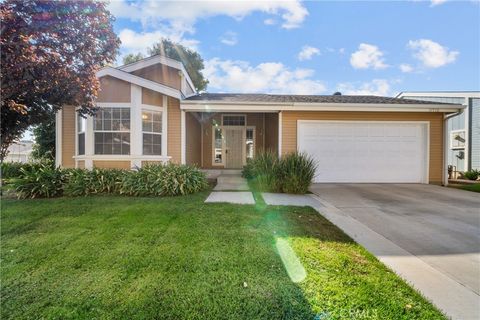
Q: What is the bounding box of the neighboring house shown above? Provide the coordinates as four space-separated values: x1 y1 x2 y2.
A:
55 55 464 185
397 91 480 175
5 140 33 163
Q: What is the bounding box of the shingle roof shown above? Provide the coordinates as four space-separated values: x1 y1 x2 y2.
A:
185 93 460 105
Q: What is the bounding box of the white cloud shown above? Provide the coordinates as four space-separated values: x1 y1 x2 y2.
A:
407 39 459 68
350 43 388 70
118 28 199 56
339 48 345 54
298 46 320 61
264 18 276 25
431 0 448 6
204 58 327 94
108 0 308 32
337 79 391 96
399 63 414 73
220 31 238 46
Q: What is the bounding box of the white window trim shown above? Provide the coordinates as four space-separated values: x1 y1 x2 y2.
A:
75 112 86 156
222 114 246 126
141 108 163 156
246 126 256 160
92 106 132 156
211 126 224 166
450 129 466 150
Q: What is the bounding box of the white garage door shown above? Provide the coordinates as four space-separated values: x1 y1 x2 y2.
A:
298 121 429 183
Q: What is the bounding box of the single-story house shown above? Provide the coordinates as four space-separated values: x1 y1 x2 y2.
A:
55 55 465 185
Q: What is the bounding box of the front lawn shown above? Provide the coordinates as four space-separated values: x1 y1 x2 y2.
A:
448 183 480 193
1 192 444 319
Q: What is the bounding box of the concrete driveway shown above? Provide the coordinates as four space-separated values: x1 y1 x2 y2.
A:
310 183 480 319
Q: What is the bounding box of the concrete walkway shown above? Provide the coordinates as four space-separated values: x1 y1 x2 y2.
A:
262 188 480 320
213 173 249 191
205 173 254 204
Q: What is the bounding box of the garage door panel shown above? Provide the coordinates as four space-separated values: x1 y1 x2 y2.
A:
298 121 428 183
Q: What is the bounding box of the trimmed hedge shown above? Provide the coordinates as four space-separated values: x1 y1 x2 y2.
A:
243 152 316 194
9 163 208 199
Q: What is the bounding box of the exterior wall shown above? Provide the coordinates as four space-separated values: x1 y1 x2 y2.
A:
200 113 266 169
403 95 466 171
264 113 279 153
470 98 480 170
131 64 181 90
142 88 163 106
281 111 444 184
142 161 162 166
61 106 76 168
77 160 85 169
186 112 201 166
167 97 182 163
97 76 131 103
93 161 131 169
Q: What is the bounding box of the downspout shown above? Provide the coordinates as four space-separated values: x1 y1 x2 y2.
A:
443 109 464 186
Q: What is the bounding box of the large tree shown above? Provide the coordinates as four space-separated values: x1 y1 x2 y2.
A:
31 112 56 160
0 0 119 160
123 39 208 92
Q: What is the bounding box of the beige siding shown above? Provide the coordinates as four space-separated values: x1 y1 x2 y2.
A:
77 160 85 169
281 111 444 184
264 113 279 153
142 161 162 166
61 106 76 168
167 97 182 163
186 112 201 166
142 88 163 106
131 64 181 89
97 76 131 103
93 161 131 169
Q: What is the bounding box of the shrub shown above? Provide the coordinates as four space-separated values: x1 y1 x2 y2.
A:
242 152 316 194
9 163 207 198
1 160 54 180
9 163 65 198
277 152 317 194
64 168 125 196
463 169 480 181
120 164 208 196
242 151 281 192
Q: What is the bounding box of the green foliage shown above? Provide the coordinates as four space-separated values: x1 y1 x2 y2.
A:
11 163 208 198
242 151 281 192
120 164 208 196
63 168 125 196
463 169 480 181
147 39 208 91
9 162 65 198
1 0 119 160
243 152 316 194
278 152 317 194
122 52 145 65
31 112 56 160
1 159 54 180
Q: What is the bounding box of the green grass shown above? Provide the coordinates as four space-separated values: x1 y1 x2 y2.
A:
1 192 445 319
449 183 480 193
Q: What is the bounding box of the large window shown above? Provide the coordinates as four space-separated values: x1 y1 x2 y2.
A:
77 113 86 155
142 110 162 155
94 107 130 155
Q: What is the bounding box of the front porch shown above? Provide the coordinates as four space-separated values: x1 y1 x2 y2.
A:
185 112 279 170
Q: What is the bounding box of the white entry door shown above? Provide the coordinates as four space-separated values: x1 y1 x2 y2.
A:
225 128 244 168
297 121 429 183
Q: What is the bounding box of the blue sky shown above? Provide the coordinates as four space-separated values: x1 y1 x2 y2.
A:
109 0 479 96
